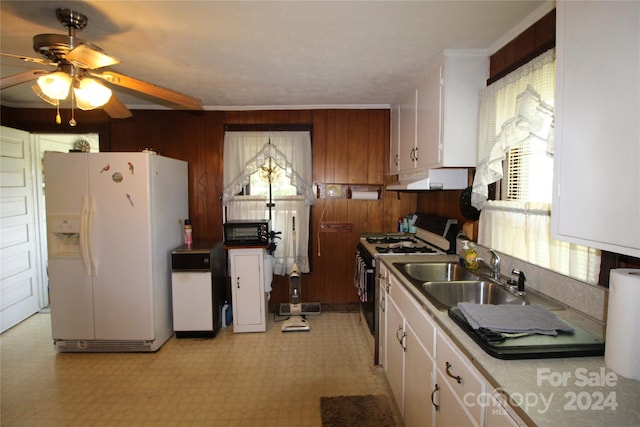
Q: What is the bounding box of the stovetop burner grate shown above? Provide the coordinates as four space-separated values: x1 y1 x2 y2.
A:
374 246 436 254
366 236 416 244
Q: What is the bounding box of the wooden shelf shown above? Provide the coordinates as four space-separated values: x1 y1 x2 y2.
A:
315 183 381 200
319 222 353 233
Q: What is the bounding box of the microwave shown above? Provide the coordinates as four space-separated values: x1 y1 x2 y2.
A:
223 219 270 247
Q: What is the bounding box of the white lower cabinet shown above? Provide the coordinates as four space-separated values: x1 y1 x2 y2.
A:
435 370 478 427
228 248 268 333
385 296 406 411
381 269 437 427
404 321 436 427
485 389 524 427
435 330 485 426
381 265 506 427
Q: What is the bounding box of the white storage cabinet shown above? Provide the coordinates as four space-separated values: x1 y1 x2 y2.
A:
228 248 268 333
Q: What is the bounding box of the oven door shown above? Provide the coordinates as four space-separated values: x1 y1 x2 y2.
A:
355 244 376 334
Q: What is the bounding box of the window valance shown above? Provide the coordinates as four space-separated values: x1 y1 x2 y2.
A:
222 131 314 205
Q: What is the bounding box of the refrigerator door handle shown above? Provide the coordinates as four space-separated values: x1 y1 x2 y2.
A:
87 195 97 276
79 195 91 276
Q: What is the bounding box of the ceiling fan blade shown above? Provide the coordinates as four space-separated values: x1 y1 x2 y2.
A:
1 69 49 90
66 42 120 69
1 52 52 66
91 71 203 110
102 94 133 119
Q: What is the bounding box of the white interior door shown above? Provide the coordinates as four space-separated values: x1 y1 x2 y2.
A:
0 126 41 332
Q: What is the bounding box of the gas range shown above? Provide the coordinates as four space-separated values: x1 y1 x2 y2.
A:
360 213 458 259
355 213 458 362
362 234 441 255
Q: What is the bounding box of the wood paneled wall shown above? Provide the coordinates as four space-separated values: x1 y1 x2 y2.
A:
1 106 417 307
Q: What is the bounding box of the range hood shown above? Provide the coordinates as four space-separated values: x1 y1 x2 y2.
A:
387 168 468 191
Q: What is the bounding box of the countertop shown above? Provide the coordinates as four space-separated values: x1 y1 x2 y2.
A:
381 255 640 427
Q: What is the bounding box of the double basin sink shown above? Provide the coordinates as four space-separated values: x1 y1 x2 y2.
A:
392 262 608 360
393 262 564 311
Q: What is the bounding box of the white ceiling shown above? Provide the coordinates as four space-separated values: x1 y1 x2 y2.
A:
0 1 550 111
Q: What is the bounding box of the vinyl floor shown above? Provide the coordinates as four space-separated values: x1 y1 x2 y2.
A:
1 311 402 426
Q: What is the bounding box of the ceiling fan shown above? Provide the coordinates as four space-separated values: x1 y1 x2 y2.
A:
1 8 203 125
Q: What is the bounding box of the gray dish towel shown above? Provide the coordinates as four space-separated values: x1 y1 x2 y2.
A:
458 303 574 336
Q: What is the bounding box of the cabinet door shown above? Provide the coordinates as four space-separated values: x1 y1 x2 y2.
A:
230 250 264 330
385 295 405 414
552 1 640 257
171 271 213 331
399 89 418 171
485 393 522 427
435 370 479 427
390 104 401 175
377 264 389 366
404 321 435 427
417 63 443 169
436 330 485 424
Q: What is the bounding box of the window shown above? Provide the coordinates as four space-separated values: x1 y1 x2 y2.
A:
503 140 553 203
472 48 600 284
246 164 297 197
222 131 314 275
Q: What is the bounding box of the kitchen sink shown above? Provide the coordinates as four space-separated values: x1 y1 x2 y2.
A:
393 261 527 311
417 280 526 310
394 262 478 282
392 261 566 311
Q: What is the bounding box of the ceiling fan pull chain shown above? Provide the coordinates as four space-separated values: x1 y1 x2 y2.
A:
55 101 62 125
69 89 77 126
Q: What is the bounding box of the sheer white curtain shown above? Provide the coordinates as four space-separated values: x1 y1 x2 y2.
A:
225 196 310 275
473 48 601 284
478 201 601 284
223 131 314 204
223 131 313 275
472 48 556 209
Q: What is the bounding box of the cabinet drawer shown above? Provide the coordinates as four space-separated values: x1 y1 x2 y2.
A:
436 330 485 423
389 275 436 356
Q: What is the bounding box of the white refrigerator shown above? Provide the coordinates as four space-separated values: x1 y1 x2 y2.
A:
44 152 188 352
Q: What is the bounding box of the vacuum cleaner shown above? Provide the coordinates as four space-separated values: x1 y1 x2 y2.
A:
281 217 310 332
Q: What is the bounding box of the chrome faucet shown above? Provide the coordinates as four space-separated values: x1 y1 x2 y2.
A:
488 249 501 281
475 249 501 281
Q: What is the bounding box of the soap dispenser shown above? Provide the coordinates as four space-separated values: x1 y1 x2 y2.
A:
463 241 479 270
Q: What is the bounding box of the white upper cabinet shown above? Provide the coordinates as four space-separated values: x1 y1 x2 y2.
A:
417 50 488 169
552 1 640 257
390 104 401 175
398 89 418 172
392 50 488 179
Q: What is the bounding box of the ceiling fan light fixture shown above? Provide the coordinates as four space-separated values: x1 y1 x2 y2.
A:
74 77 112 109
31 84 58 106
37 71 72 100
